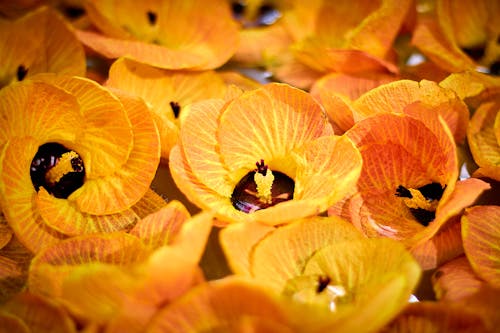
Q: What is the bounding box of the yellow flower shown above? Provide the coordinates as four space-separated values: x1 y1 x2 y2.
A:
28 201 213 332
220 215 421 333
169 83 362 225
0 75 162 252
77 0 239 70
106 57 230 159
0 6 85 88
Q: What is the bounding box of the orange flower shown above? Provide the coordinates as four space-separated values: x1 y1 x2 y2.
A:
269 0 414 89
106 57 230 159
0 6 85 88
339 113 490 269
77 0 239 70
412 0 500 75
0 75 162 252
220 215 421 332
169 83 362 225
28 201 213 332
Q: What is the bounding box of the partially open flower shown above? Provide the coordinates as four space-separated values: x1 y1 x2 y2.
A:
169 83 362 225
28 201 213 332
0 6 85 89
412 0 500 75
340 113 490 268
106 57 229 159
77 0 239 70
220 215 421 333
0 75 162 252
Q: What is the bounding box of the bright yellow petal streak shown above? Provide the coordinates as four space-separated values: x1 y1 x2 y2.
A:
74 90 160 214
462 205 500 287
250 216 363 291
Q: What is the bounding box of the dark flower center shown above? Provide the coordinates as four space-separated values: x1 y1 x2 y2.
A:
30 143 85 199
170 101 181 118
231 159 294 213
395 182 446 226
230 1 281 28
316 275 331 294
147 10 157 25
63 6 85 19
17 65 28 81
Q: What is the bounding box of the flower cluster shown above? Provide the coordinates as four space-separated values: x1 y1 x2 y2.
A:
0 1 498 332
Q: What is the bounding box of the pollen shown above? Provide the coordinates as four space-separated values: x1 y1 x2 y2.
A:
45 151 81 185
254 168 274 204
400 188 439 211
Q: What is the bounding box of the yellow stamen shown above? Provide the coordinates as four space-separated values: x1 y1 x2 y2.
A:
402 188 439 211
45 151 80 185
254 169 274 204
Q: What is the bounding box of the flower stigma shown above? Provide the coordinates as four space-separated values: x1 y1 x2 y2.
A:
231 159 294 213
30 142 85 199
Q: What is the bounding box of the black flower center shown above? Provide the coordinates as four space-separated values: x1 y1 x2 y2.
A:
395 182 446 226
231 159 294 213
230 1 281 28
30 143 85 199
316 275 331 294
17 65 28 81
147 10 157 25
170 101 181 118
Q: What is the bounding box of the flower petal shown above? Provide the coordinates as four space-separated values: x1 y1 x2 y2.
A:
431 255 483 301
218 83 332 176
462 205 500 287
73 89 160 214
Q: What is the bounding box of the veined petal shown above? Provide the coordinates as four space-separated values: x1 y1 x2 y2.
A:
353 79 470 143
28 232 150 298
0 6 85 88
218 83 332 176
74 90 160 214
0 237 33 303
462 205 500 287
467 100 500 180
431 255 483 301
0 80 83 145
219 221 275 276
0 138 67 252
129 200 190 249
